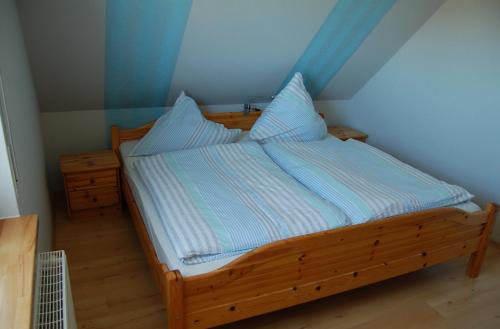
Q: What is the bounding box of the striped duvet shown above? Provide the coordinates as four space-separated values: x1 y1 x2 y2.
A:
263 136 473 224
134 141 350 264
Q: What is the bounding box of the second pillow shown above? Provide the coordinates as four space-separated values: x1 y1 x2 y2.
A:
249 72 327 143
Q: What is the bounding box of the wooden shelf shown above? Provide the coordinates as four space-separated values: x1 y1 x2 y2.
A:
0 215 38 329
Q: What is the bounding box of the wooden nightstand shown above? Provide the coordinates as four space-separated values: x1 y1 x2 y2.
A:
60 151 121 219
328 126 368 142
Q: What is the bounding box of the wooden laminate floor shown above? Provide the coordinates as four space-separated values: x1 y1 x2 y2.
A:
54 196 500 329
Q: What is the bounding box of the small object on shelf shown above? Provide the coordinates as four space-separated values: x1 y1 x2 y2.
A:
328 126 368 142
60 150 121 219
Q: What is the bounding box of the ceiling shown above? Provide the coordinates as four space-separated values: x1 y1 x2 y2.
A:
17 0 445 112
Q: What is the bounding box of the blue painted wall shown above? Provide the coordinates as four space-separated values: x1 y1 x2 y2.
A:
19 0 445 114
104 0 192 133
282 0 396 97
106 0 395 109
322 0 500 241
105 0 192 109
103 0 397 129
165 0 335 105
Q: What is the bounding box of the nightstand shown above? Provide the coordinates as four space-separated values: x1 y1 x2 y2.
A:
60 151 121 219
328 126 368 142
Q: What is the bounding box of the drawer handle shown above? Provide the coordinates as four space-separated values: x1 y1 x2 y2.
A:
90 178 96 184
92 197 98 202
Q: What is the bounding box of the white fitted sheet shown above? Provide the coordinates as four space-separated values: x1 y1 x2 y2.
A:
120 140 481 277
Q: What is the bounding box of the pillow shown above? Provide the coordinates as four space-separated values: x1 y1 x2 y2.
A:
249 72 327 143
129 93 241 156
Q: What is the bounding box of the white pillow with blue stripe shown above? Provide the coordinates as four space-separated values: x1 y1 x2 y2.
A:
249 72 327 143
129 92 241 156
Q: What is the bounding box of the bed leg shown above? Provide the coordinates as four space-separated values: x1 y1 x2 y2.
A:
165 269 184 329
111 125 120 155
467 203 498 278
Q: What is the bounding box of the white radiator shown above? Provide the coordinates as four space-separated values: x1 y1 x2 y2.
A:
33 250 78 329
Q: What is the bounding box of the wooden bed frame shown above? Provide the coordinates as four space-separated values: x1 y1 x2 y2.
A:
111 111 498 329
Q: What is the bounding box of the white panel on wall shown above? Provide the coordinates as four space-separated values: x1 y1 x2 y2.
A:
167 0 337 105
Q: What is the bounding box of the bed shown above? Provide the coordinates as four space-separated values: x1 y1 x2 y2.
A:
111 111 497 329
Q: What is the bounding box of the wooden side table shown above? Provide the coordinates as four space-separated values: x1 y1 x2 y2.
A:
328 126 368 142
60 150 121 219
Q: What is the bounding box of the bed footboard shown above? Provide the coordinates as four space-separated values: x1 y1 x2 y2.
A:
467 203 498 277
162 204 496 328
122 169 496 328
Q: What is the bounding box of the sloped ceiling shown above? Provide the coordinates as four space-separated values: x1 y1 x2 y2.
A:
17 0 444 113
167 0 337 105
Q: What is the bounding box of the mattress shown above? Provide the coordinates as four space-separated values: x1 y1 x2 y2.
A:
120 139 480 277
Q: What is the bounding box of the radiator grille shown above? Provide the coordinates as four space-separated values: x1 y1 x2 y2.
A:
33 251 69 329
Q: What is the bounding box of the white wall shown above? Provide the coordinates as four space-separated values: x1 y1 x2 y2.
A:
319 0 500 242
0 0 53 251
41 110 107 190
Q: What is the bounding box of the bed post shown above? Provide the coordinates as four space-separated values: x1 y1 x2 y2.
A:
111 125 120 155
165 269 184 329
467 203 498 278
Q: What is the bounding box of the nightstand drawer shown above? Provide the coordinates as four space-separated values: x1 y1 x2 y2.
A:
66 169 117 190
69 187 119 210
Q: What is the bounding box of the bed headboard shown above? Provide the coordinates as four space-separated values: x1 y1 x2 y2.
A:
111 111 262 154
111 110 325 154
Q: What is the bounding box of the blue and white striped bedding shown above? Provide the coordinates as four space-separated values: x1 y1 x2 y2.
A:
133 141 350 264
263 137 474 225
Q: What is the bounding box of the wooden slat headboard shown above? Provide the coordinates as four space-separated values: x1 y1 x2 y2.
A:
111 111 262 154
204 111 262 130
111 110 325 154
